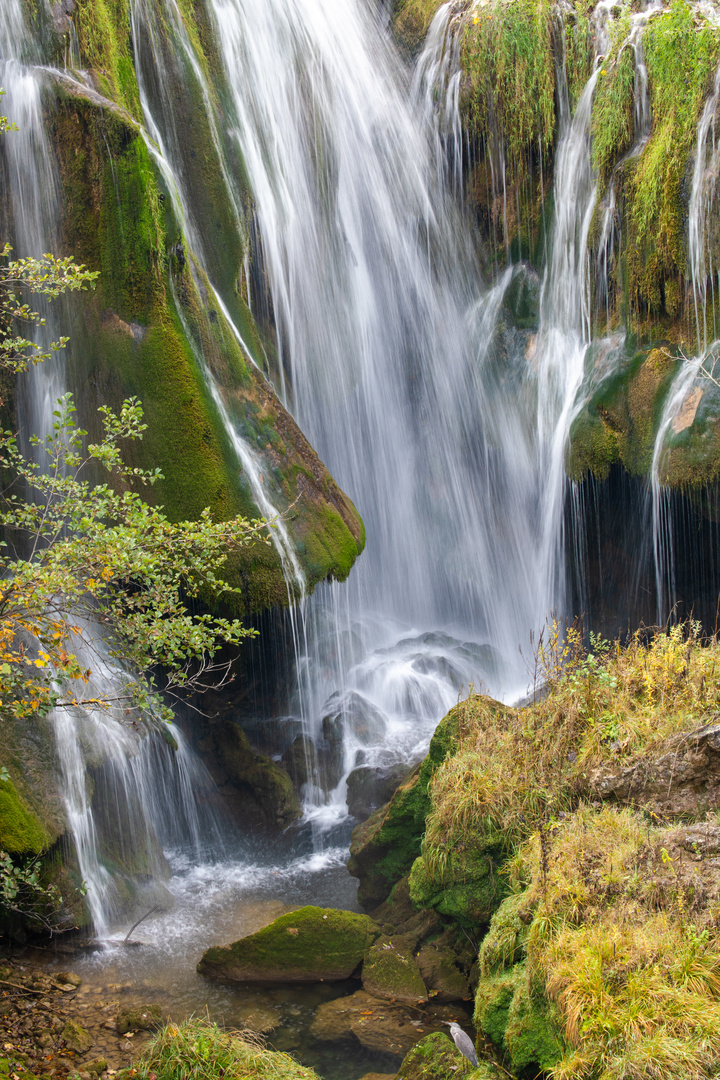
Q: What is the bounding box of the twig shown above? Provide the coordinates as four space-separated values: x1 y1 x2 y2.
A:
123 906 158 944
0 979 46 995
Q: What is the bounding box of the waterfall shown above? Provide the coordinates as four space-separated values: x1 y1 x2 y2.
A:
689 65 720 351
0 0 230 935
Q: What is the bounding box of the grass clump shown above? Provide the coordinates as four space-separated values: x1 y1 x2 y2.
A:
413 621 720 926
591 40 635 187
504 806 720 1079
130 1018 319 1080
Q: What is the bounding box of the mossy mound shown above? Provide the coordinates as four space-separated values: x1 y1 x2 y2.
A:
361 937 427 1004
131 1018 320 1080
395 1031 489 1080
116 1004 164 1035
347 710 461 908
409 846 509 929
197 906 381 983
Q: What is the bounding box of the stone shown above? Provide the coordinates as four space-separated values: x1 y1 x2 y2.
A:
198 906 381 983
346 764 410 822
588 722 720 818
61 1018 93 1054
416 945 470 1002
282 735 319 792
311 989 471 1057
86 1060 109 1076
361 938 427 1004
320 692 388 787
55 971 82 988
115 1004 163 1035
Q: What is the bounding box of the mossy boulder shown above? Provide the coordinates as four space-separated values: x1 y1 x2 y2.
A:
0 779 48 856
195 719 301 829
197 906 381 983
347 710 461 908
394 1031 484 1080
61 1019 93 1053
361 937 427 1004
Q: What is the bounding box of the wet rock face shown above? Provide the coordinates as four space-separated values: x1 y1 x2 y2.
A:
589 722 720 817
346 764 410 822
194 718 301 830
319 691 388 789
197 906 381 983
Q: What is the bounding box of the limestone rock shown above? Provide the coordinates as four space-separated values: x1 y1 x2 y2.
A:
362 937 427 1004
310 988 466 1057
61 1018 93 1054
348 710 461 908
589 722 720 817
115 1004 164 1035
320 692 388 788
197 905 381 983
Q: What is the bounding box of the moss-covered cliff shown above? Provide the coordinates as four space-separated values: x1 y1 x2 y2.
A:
14 0 364 616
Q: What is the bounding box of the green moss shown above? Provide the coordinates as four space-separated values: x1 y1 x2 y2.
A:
462 0 555 184
479 892 533 976
409 847 509 928
395 1032 489 1080
504 978 564 1073
474 966 524 1049
72 0 142 117
591 42 635 186
0 779 48 855
392 0 444 57
197 906 381 982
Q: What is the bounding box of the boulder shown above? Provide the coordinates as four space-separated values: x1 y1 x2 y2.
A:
310 988 468 1057
348 710 461 908
409 848 509 928
282 734 319 792
588 722 720 818
197 906 381 983
416 944 470 1002
116 1004 164 1035
346 764 410 822
320 692 388 788
362 937 427 1004
195 719 301 829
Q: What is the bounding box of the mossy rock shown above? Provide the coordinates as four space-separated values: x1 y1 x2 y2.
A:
361 937 427 1004
61 1019 93 1054
203 720 301 829
348 710 461 908
0 779 48 856
197 906 381 982
408 847 509 928
478 892 534 977
474 965 525 1050
395 1031 485 1080
116 1004 164 1035
504 978 564 1074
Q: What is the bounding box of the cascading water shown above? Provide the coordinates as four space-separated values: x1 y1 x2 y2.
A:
0 0 232 936
202 0 613 822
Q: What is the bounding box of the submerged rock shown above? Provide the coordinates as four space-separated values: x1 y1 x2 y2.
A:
115 1004 164 1035
197 906 381 983
61 1018 93 1053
